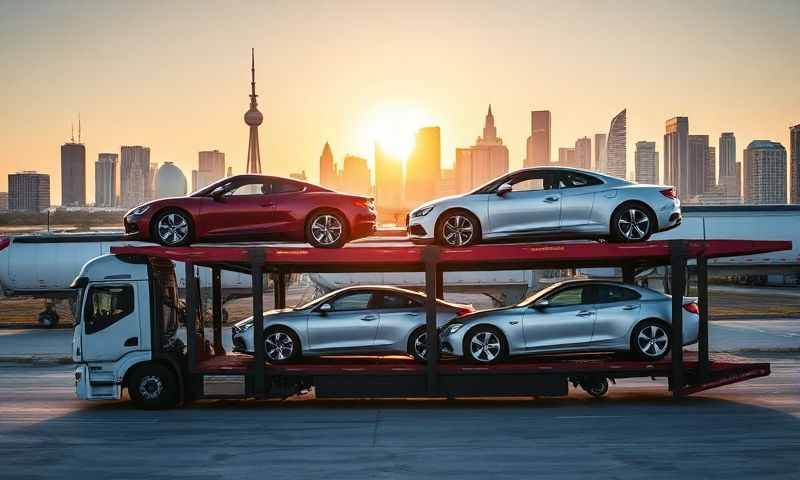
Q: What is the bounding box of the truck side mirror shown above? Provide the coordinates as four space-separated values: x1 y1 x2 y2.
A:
497 183 512 196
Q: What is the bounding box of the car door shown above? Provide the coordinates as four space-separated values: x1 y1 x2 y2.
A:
487 170 561 235
201 179 277 238
305 291 381 352
81 283 141 362
372 292 425 350
556 171 605 230
265 178 306 236
521 285 596 351
591 285 643 343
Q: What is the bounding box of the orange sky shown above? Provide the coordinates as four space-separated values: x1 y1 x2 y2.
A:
0 0 798 204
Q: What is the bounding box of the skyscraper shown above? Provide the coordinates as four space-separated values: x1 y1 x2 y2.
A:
558 147 576 167
341 155 371 196
574 137 591 170
594 133 607 172
154 162 188 198
9 171 49 211
244 48 263 174
454 106 509 193
375 144 403 211
664 117 689 196
606 109 627 179
319 142 339 190
193 150 226 191
791 124 800 204
719 133 738 200
525 111 551 167
95 153 118 207
61 125 86 206
634 141 658 184
688 135 709 197
743 140 787 204
120 145 151 208
705 146 717 192
405 127 441 206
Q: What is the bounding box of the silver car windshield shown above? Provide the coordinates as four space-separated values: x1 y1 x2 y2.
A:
516 283 568 307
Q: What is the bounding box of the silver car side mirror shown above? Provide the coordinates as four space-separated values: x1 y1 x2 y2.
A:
318 303 332 314
533 299 550 309
497 183 513 196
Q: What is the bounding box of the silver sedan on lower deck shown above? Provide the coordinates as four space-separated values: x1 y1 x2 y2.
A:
439 280 699 364
232 286 473 363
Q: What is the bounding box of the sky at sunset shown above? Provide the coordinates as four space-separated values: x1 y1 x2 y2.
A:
0 0 798 204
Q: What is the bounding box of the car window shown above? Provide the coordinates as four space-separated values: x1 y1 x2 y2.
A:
227 182 268 196
558 172 603 189
508 171 557 192
546 286 591 307
380 293 421 309
271 180 304 194
84 285 134 334
331 292 377 311
595 285 641 303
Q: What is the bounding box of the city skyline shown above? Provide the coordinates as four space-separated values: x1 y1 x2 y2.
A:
0 0 798 204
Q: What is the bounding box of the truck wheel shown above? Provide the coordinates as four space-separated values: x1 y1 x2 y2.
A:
38 310 59 328
581 378 609 398
128 363 179 409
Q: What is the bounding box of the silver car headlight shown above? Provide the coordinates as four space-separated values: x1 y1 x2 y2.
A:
130 205 151 216
445 323 463 335
411 206 434 218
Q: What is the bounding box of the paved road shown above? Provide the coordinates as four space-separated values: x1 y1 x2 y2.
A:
1 354 799 479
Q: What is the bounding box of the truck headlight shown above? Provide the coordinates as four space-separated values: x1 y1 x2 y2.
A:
412 206 434 218
446 323 463 334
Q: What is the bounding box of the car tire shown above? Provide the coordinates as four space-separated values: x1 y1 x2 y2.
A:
407 327 429 362
610 203 655 243
306 210 348 248
264 326 301 364
128 363 179 410
152 209 194 246
631 320 671 361
463 326 508 364
436 210 481 247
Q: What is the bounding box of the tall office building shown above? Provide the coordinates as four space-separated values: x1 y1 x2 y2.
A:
574 137 591 170
341 155 371 196
594 133 607 172
8 171 50 211
405 127 441 206
454 106 509 193
664 117 689 196
244 49 263 174
439 168 457 197
193 150 226 191
688 135 709 197
319 142 339 190
120 145 151 208
736 162 742 199
558 147 576 167
719 133 738 199
0 192 8 211
791 124 800 204
705 146 717 192
375 143 403 210
154 162 188 198
525 111 551 167
743 140 787 204
634 141 658 184
61 133 86 206
95 153 118 207
606 109 627 179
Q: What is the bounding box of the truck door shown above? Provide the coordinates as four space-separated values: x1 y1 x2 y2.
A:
81 283 141 362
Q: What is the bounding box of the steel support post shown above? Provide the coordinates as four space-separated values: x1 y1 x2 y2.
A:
436 268 444 299
250 250 266 395
697 255 710 383
669 240 686 397
274 273 287 309
211 267 224 355
423 246 440 395
184 261 197 373
622 264 636 284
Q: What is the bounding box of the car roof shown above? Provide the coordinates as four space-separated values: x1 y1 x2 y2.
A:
331 285 425 296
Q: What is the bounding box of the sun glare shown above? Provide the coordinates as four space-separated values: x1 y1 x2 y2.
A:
359 105 431 160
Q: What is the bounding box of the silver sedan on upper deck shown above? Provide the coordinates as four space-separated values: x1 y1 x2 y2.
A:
407 167 681 247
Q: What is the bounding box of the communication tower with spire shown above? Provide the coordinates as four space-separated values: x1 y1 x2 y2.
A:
244 48 263 174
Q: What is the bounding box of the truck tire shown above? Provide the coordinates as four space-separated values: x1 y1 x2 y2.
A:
128 363 179 409
38 310 59 328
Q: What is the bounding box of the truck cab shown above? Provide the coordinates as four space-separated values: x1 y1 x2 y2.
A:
72 254 184 408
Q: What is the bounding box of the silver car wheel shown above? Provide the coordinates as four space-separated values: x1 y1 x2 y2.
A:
617 208 650 240
265 331 295 361
138 375 164 401
414 332 427 359
443 215 474 246
469 331 501 362
157 213 189 245
637 325 669 358
311 215 343 246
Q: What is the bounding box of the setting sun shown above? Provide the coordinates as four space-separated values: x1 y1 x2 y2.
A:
357 104 433 161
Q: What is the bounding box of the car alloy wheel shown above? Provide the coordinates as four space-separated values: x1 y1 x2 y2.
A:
443 215 474 246
636 324 669 358
469 331 501 363
310 214 343 246
413 332 428 360
617 208 651 241
156 213 189 245
138 375 164 401
265 331 295 361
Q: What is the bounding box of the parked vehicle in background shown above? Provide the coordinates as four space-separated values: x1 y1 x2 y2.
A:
232 285 473 362
124 175 376 248
439 279 699 364
407 166 681 247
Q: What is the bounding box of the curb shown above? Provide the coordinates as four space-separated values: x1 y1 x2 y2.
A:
0 355 73 365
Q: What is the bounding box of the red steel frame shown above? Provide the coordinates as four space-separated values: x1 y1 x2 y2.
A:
111 239 790 399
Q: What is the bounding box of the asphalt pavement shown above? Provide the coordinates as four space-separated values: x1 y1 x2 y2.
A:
0 355 799 479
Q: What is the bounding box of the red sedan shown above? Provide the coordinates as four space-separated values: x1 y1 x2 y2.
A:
124 175 376 248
